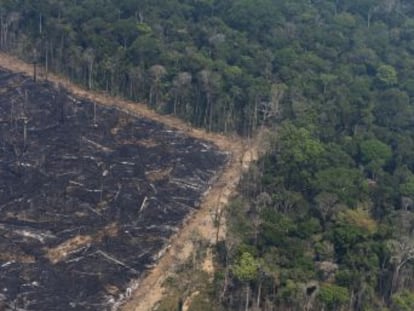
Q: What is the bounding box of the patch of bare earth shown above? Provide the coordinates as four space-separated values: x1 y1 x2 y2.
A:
0 52 261 311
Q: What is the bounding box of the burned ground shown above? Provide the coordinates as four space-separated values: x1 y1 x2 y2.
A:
0 69 227 311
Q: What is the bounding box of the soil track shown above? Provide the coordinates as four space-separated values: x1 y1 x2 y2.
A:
121 146 258 311
0 52 260 311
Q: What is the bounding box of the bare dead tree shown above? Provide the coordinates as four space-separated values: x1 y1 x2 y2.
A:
83 48 95 89
149 64 167 109
0 12 19 50
387 237 414 294
171 72 192 115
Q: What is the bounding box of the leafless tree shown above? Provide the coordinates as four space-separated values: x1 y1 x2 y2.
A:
387 237 414 294
0 11 19 50
259 83 287 123
171 72 192 115
83 48 95 89
149 64 167 109
198 69 221 132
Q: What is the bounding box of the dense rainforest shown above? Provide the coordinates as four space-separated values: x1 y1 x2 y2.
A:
2 0 414 310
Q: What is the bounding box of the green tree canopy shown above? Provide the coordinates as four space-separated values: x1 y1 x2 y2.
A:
360 138 392 166
318 283 349 310
232 252 259 283
377 64 398 86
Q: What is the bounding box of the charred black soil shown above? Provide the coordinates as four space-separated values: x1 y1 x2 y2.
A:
0 69 227 311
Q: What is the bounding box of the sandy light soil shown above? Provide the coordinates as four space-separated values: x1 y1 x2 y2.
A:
0 52 260 311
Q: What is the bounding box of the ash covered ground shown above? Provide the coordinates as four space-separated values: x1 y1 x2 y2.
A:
0 69 227 310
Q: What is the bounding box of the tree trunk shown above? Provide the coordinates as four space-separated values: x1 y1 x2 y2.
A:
88 61 93 89
149 87 154 107
220 267 229 302
391 262 404 294
245 284 250 311
208 93 213 132
39 13 42 35
173 95 178 115
45 41 49 80
256 280 262 309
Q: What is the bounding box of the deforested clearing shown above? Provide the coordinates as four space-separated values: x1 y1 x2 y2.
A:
0 68 228 310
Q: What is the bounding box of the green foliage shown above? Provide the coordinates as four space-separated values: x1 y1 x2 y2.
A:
232 252 259 283
260 209 296 242
318 283 349 310
398 170 414 198
314 168 366 205
136 22 152 35
339 209 378 235
296 217 322 239
277 123 325 165
377 65 398 86
392 291 414 311
274 123 325 189
400 178 414 198
333 209 377 253
360 139 392 166
278 279 302 305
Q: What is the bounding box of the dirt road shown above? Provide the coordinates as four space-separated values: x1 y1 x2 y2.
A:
0 52 260 311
